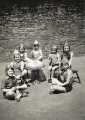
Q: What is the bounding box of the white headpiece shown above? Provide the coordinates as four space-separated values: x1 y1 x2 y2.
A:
64 40 69 47
34 40 39 45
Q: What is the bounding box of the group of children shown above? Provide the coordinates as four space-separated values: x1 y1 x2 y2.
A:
48 41 73 93
1 40 74 101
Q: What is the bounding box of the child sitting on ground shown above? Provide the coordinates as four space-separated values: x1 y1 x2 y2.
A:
50 63 73 94
1 66 28 101
1 67 17 100
1 52 29 102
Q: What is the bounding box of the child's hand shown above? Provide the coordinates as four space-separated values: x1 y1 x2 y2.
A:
48 66 52 70
16 75 21 79
16 86 20 90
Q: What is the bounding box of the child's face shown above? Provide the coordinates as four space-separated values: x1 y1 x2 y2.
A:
34 44 39 50
7 69 14 77
54 69 60 78
14 54 21 62
52 50 57 54
63 63 69 70
20 46 24 53
64 46 69 52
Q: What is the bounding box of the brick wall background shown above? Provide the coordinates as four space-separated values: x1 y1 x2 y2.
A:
0 2 84 61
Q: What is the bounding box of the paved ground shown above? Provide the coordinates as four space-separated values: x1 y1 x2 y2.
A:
0 56 85 120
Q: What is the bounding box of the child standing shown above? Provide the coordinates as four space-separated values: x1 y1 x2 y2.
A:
30 40 46 84
14 43 28 62
61 40 73 67
31 40 43 61
48 45 61 82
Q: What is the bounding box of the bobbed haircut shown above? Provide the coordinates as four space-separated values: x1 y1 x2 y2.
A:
19 43 25 51
13 51 21 59
5 65 14 76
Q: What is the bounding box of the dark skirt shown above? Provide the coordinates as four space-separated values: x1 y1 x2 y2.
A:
31 69 46 83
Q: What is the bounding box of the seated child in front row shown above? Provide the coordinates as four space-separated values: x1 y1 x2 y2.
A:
1 67 17 100
1 57 29 102
50 63 73 94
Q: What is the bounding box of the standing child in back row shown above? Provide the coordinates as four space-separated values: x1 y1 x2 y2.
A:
14 43 28 62
61 40 73 68
31 40 43 61
30 40 46 84
48 45 61 82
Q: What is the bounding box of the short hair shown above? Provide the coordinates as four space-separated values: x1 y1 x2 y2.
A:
5 65 14 76
19 43 25 52
13 52 21 59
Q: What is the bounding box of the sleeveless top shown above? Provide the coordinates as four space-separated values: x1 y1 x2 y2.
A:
49 53 60 66
61 51 73 65
31 49 43 60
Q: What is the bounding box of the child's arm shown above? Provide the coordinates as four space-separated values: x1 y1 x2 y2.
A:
24 51 28 61
16 84 27 90
63 69 72 86
20 61 28 77
1 79 5 90
48 54 52 66
57 53 61 73
69 51 73 67
15 69 27 80
30 50 34 59
37 50 43 61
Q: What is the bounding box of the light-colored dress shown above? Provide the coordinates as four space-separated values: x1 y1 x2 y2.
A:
26 49 44 70
31 49 43 61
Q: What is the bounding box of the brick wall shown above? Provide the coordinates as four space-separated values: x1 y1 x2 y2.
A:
0 4 84 61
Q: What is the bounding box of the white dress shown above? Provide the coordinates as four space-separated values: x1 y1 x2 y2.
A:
26 49 44 70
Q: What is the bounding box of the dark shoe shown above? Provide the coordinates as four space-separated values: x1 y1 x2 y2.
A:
48 79 52 83
49 91 53 95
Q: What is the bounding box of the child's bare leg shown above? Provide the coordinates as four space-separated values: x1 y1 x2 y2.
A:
15 90 22 102
16 84 28 99
21 89 29 97
50 84 66 93
16 84 27 90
